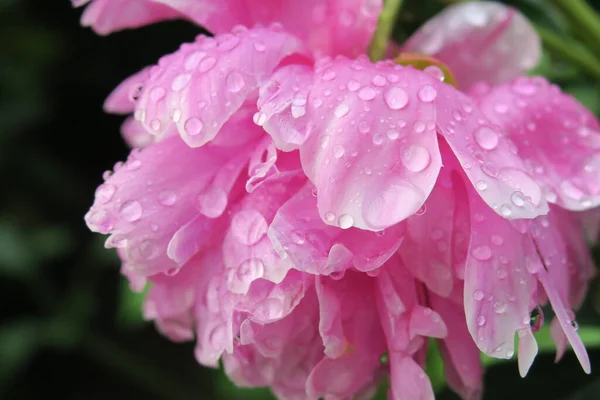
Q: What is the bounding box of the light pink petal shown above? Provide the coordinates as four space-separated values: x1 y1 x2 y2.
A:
409 305 447 339
223 287 322 397
388 354 435 400
121 117 155 148
75 0 181 35
223 174 306 294
307 272 385 399
537 269 591 373
476 76 600 211
84 136 246 275
430 293 483 400
517 327 538 377
463 187 539 360
268 183 404 276
256 64 315 151
401 160 459 296
135 26 310 147
550 317 568 362
403 2 540 89
295 57 442 230
104 67 151 114
437 83 549 219
153 0 381 57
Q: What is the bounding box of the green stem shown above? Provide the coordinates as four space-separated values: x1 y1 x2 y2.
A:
534 24 600 81
368 0 404 62
550 0 600 54
83 334 198 399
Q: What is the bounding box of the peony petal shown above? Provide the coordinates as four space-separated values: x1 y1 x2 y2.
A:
388 354 435 400
135 25 310 147
437 84 549 219
401 158 459 296
104 66 151 114
121 117 155 149
403 2 540 89
517 328 538 377
268 183 405 276
75 0 181 35
307 272 385 399
256 64 315 151
222 173 306 294
430 292 483 400
476 76 600 211
296 57 442 230
537 269 591 373
463 186 539 360
153 0 381 57
409 305 447 339
85 135 249 275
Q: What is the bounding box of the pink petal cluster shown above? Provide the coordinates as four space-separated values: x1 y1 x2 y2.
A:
78 1 599 399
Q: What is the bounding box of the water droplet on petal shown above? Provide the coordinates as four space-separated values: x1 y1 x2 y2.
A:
476 315 486 326
334 103 350 118
473 290 484 301
475 126 499 150
184 118 204 136
400 145 430 172
120 200 143 222
472 245 492 260
226 72 245 93
198 57 217 73
338 214 354 229
158 190 177 206
418 85 437 103
95 184 116 204
171 73 192 91
424 65 445 81
384 87 409 110
333 144 345 158
358 86 377 101
324 212 336 222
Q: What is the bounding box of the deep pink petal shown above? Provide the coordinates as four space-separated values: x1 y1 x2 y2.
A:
104 66 150 114
153 0 381 57
135 25 310 147
307 272 385 399
84 136 248 275
388 353 435 400
74 0 181 35
437 83 549 219
430 292 483 400
290 57 443 230
476 76 600 211
463 186 539 360
404 2 540 89
269 183 404 276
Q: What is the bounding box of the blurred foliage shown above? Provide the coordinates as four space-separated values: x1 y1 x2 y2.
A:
0 0 600 399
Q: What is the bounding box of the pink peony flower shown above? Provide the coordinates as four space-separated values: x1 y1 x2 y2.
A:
78 1 599 398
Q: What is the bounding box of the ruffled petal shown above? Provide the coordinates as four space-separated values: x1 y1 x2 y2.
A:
403 2 540 89
476 76 600 211
135 25 310 147
104 66 150 114
84 135 249 275
307 272 385 399
289 57 442 231
153 0 381 57
223 173 306 294
401 158 460 296
268 183 405 276
430 293 483 400
388 354 435 400
463 186 539 360
437 84 549 219
74 0 181 35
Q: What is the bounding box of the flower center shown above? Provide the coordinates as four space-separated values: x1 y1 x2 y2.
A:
394 52 458 87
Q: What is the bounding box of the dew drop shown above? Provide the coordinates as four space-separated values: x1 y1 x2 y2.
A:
418 85 437 103
400 145 431 172
474 126 499 150
472 245 492 261
184 117 204 136
334 103 350 118
384 87 409 110
226 72 245 93
158 190 177 206
333 144 345 158
120 200 143 222
95 184 116 204
197 187 227 218
473 290 484 301
476 315 486 326
171 73 192 91
338 214 354 229
358 86 377 101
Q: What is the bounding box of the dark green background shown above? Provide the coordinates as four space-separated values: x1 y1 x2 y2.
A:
1 0 599 399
